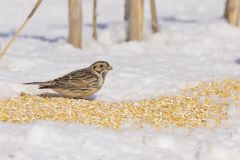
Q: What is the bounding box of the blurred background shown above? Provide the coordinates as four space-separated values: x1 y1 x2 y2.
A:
0 0 239 101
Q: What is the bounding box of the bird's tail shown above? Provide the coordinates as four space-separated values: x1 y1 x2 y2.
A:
23 81 49 85
23 81 53 89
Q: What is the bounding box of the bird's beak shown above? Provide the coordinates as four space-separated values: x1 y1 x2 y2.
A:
108 65 113 70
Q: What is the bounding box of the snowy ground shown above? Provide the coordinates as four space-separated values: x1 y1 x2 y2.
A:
0 0 240 159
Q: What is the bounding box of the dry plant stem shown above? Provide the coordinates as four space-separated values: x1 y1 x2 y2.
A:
127 0 144 41
150 0 159 33
68 0 83 48
0 0 43 61
224 0 240 26
124 0 130 21
92 0 98 40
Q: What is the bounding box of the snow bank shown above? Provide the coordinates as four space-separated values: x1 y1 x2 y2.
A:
0 0 240 159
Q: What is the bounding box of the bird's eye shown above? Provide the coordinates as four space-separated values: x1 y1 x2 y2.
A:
100 65 103 68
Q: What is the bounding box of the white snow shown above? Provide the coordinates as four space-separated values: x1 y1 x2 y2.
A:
0 0 240 159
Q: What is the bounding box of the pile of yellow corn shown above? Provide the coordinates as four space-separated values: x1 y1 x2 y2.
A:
0 79 239 128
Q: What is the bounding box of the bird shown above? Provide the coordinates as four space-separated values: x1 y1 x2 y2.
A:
24 61 113 99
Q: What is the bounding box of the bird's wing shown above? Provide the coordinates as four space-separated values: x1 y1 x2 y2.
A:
40 69 98 89
65 69 98 87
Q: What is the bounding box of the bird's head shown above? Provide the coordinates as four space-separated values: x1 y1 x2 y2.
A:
90 61 113 77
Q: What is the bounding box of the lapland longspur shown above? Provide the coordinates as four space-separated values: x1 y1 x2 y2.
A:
24 61 112 98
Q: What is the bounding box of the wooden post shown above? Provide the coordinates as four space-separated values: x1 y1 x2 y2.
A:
127 0 144 41
150 0 159 33
92 0 98 40
224 0 240 26
68 0 83 48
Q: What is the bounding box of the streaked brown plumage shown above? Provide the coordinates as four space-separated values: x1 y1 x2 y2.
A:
24 61 113 98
